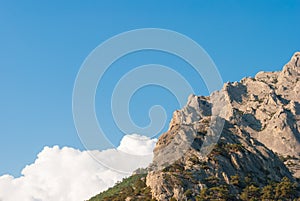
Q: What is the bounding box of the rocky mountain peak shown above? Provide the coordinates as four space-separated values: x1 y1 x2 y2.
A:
146 52 300 200
286 51 300 68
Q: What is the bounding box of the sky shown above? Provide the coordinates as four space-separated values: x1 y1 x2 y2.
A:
0 1 300 200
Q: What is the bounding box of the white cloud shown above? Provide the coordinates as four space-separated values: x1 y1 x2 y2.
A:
118 134 157 155
0 134 157 201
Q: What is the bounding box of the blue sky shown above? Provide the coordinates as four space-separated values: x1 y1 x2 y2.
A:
0 1 300 176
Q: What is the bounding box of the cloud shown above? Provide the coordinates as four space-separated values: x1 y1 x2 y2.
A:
0 134 157 201
118 134 157 155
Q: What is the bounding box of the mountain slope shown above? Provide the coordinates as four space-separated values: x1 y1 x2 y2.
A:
88 52 300 201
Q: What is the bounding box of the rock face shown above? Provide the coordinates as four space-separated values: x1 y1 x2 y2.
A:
146 53 300 200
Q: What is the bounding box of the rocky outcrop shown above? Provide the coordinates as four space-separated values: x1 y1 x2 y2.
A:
146 52 300 200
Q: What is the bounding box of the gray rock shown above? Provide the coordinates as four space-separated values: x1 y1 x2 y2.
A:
146 52 300 200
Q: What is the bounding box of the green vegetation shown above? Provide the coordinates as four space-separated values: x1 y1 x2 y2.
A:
88 173 300 201
230 175 241 186
162 162 184 173
196 176 299 201
196 185 233 201
88 165 299 201
210 142 245 158
88 173 156 201
239 176 299 201
184 189 193 197
240 184 261 201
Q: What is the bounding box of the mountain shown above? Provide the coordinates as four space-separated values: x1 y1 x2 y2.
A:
88 52 300 201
